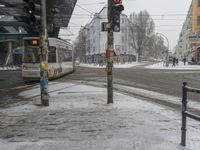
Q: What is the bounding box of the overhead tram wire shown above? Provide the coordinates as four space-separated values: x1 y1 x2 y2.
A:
77 0 136 5
70 13 188 17
77 2 105 6
60 22 80 29
69 2 188 36
69 14 188 21
75 4 94 16
65 26 183 30
70 22 80 26
59 29 74 36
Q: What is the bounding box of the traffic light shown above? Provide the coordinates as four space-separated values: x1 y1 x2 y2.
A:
23 0 40 25
111 0 124 32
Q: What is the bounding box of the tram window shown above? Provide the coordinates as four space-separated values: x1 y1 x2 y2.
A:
58 48 62 63
62 49 72 62
23 47 40 63
48 46 56 63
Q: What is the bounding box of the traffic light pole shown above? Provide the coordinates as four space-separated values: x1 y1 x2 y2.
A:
107 0 114 104
40 0 49 106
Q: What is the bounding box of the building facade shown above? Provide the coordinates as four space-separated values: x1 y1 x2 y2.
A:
175 4 192 60
176 0 200 64
191 0 200 63
83 6 136 64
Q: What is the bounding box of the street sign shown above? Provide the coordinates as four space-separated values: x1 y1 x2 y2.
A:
189 35 200 38
101 22 108 32
12 47 24 54
12 49 24 54
189 35 200 43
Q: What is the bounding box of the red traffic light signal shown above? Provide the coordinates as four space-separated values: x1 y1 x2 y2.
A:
113 0 121 4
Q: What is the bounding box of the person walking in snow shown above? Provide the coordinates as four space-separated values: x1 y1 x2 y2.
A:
172 57 176 67
183 57 186 66
176 58 179 66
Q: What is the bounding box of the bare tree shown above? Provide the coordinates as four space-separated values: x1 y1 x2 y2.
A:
73 27 87 62
129 10 155 62
145 35 167 60
154 35 167 59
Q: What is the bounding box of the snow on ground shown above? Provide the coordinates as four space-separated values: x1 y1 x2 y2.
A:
0 82 200 150
79 62 142 68
116 84 200 112
79 61 200 70
146 61 200 70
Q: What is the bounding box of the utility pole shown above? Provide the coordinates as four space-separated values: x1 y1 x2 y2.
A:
106 0 124 104
107 0 114 104
40 0 49 106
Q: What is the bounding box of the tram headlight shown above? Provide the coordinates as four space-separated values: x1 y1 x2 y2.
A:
22 65 28 70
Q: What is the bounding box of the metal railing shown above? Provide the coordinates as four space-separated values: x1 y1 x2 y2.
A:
181 82 200 146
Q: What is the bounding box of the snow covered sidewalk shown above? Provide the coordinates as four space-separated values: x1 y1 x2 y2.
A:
0 82 200 150
79 62 142 68
146 61 200 70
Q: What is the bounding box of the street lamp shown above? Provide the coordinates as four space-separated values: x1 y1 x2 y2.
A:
156 32 169 67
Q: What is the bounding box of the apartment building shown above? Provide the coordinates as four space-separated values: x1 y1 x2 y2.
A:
83 6 136 64
175 4 192 60
191 0 200 63
176 0 200 63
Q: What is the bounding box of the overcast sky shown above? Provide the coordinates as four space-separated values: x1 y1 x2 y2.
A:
60 0 192 50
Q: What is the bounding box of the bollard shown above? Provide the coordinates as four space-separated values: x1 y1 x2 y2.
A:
181 82 187 146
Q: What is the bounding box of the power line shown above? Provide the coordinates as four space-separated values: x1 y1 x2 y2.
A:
69 22 81 27
76 4 94 15
156 30 181 31
77 2 105 6
77 0 136 6
71 13 188 17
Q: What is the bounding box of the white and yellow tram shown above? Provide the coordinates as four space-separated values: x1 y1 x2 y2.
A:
22 37 74 80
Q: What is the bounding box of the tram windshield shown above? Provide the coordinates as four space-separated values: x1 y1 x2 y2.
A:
23 46 40 63
23 38 40 63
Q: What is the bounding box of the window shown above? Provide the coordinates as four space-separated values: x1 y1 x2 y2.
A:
122 36 125 43
122 46 124 52
48 46 56 63
122 18 124 23
62 49 72 62
57 48 62 63
197 16 200 25
23 47 40 63
121 27 124 32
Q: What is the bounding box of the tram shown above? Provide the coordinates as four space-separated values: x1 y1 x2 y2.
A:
22 37 74 80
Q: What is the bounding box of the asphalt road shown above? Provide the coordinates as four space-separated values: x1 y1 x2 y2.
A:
63 64 200 102
1 63 200 107
0 70 37 107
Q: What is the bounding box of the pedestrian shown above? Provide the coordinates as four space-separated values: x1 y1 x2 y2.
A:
172 57 176 67
176 58 179 66
183 57 186 66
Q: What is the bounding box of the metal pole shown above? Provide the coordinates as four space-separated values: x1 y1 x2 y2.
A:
107 0 113 104
181 82 187 146
40 0 49 106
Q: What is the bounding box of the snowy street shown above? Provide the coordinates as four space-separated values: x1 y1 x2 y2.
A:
0 82 200 150
1 0 200 149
